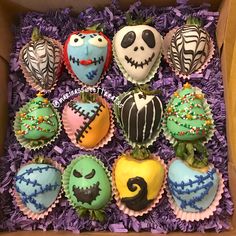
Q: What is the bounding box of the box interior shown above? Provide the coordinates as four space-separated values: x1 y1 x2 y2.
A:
0 0 235 235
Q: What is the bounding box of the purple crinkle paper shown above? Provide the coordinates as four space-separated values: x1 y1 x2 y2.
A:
0 0 233 233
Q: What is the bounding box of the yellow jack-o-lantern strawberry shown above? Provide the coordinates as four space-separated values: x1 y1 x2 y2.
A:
112 147 166 216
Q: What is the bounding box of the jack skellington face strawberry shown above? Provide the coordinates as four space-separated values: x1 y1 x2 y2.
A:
64 30 112 86
113 25 162 84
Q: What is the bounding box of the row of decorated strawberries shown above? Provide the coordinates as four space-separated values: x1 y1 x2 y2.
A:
13 152 222 222
13 82 223 222
19 17 214 91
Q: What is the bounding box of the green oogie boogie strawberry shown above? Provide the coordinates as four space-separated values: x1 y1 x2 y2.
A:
62 155 112 221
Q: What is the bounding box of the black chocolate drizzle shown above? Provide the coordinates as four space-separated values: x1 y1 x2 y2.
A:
124 52 155 69
169 25 210 75
22 38 61 90
121 176 153 211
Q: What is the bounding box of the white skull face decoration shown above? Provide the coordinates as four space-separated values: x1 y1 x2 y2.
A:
113 25 162 84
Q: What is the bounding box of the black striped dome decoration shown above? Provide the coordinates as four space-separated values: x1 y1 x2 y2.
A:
115 91 163 145
169 25 210 75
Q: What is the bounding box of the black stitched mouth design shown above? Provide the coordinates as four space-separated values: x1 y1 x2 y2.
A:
124 52 155 69
69 55 104 66
73 182 101 204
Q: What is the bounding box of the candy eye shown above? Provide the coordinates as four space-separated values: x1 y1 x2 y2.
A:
121 31 136 48
85 169 96 179
89 35 107 48
69 34 84 47
73 169 82 178
142 30 155 48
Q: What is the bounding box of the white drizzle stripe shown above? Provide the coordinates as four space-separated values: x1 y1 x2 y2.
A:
128 103 135 140
136 107 139 141
142 105 147 141
120 95 132 128
149 99 156 139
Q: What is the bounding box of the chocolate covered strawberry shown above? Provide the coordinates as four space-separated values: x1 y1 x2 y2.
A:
13 157 63 220
112 148 166 216
19 27 63 92
64 30 112 86
168 17 211 76
114 87 163 147
113 24 162 84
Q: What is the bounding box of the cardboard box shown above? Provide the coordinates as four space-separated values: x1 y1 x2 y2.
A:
0 0 235 235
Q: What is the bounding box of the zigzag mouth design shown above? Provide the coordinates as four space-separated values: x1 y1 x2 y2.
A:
69 55 104 66
73 181 101 205
125 52 155 69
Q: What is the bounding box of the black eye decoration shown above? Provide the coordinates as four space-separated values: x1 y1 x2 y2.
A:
142 30 155 48
78 33 85 39
121 31 136 48
85 169 96 179
73 169 82 178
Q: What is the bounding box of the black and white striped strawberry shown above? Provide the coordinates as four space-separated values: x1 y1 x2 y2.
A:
19 27 63 92
114 89 163 147
168 17 211 76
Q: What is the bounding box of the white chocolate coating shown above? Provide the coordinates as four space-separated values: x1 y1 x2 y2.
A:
113 25 162 83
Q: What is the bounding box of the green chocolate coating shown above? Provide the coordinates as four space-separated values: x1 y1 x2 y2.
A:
166 87 212 141
67 156 111 210
20 96 58 141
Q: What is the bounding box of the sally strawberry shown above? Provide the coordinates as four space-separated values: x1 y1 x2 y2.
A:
64 30 112 86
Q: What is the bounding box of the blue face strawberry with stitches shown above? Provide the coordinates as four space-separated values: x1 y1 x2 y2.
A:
64 30 112 86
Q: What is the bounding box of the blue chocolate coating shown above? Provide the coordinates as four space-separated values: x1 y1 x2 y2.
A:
67 33 108 85
168 159 219 213
15 163 61 213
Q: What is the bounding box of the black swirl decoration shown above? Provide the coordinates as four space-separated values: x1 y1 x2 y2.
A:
121 176 153 211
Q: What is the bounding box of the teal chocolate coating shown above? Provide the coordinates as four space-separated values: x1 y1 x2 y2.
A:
168 159 219 213
15 163 61 213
